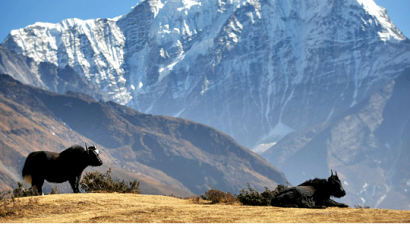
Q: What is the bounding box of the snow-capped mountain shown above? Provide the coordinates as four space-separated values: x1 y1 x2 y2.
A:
4 0 409 148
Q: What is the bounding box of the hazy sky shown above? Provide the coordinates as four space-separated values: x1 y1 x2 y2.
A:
0 0 409 42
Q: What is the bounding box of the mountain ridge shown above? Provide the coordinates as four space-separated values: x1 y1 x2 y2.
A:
0 73 287 195
2 193 410 223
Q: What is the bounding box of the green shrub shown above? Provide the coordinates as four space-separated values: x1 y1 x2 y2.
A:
237 184 288 206
237 185 266 206
200 189 237 204
80 168 140 193
12 182 35 198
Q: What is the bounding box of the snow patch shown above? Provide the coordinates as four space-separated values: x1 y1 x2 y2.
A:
158 40 185 82
360 182 369 193
148 0 164 18
158 54 185 81
200 79 210 95
246 12 255 24
177 0 201 11
252 142 277 154
160 48 167 58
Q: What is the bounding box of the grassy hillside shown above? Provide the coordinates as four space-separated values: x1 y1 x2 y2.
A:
1 193 409 223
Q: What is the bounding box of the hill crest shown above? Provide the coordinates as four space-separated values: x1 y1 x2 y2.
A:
1 193 409 223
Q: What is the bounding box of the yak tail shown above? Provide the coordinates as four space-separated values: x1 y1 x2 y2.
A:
23 175 32 185
22 157 33 185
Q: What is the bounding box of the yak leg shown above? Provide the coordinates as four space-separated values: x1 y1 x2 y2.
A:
32 177 44 195
324 199 348 208
69 176 80 193
74 176 81 193
31 185 39 195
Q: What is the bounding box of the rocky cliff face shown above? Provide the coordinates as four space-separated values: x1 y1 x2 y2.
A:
3 0 410 148
0 45 107 101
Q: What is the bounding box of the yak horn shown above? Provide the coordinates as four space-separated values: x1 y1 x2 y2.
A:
85 142 88 150
331 169 334 176
94 144 100 154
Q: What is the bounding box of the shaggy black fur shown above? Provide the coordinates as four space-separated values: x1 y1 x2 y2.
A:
271 170 348 208
22 144 102 194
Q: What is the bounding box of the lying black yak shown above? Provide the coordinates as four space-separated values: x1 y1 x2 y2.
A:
22 144 103 194
271 170 348 208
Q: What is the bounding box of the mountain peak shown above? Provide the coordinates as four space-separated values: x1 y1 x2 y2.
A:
356 0 406 40
3 0 409 147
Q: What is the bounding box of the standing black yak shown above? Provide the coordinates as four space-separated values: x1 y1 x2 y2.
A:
22 144 103 194
271 170 348 208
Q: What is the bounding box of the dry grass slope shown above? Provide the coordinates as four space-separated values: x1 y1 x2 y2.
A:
0 193 409 223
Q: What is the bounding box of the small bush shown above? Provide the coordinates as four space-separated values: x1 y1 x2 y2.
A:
237 185 266 206
200 189 237 204
80 168 140 193
191 196 200 204
237 184 288 206
12 182 35 198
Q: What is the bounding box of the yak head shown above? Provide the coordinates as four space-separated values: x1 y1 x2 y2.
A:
85 143 103 166
328 170 346 198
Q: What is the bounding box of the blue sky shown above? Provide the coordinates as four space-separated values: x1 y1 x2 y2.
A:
0 0 409 42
